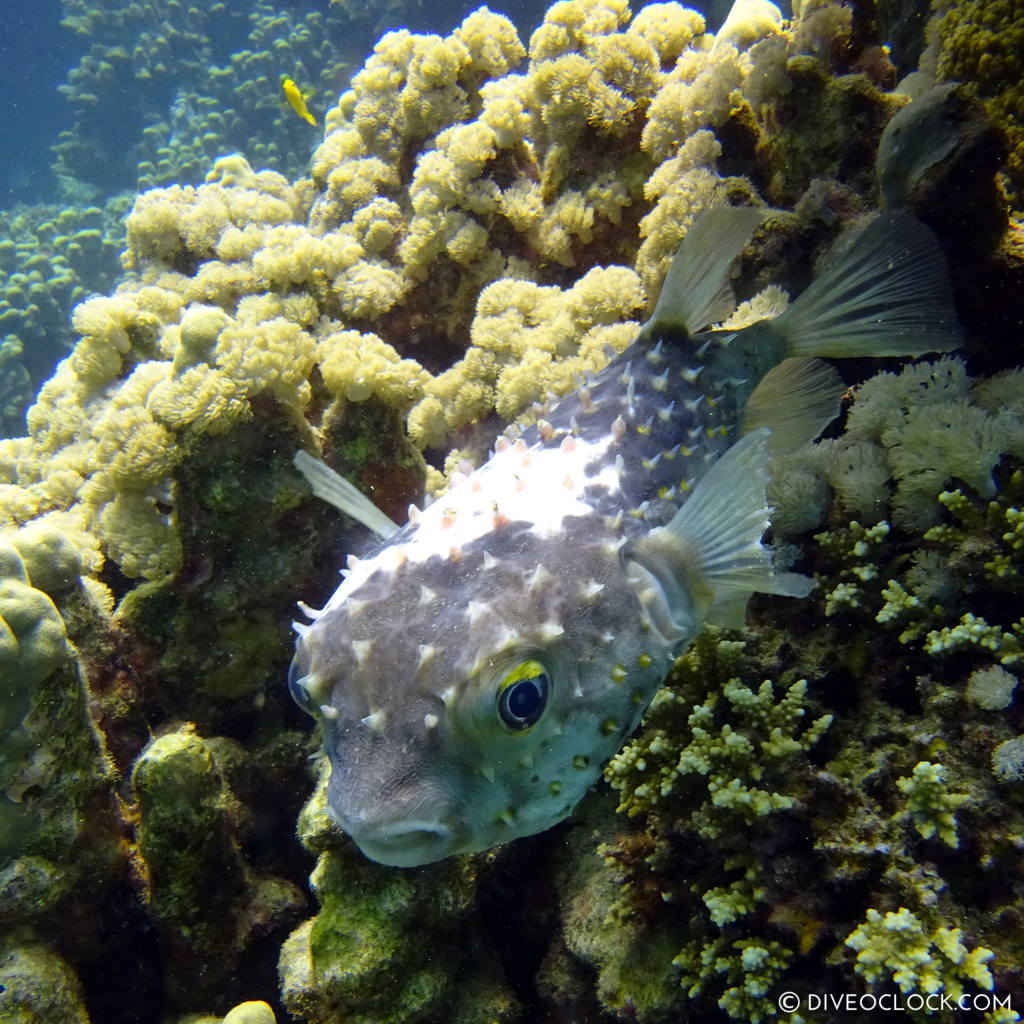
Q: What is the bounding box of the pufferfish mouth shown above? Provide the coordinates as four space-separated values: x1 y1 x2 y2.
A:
351 819 457 868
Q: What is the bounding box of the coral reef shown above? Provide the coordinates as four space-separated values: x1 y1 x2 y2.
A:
931 0 1024 204
0 198 125 434
0 0 1022 1021
846 906 994 998
278 767 519 1024
52 0 397 197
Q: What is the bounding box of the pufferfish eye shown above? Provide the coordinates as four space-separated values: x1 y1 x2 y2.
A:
497 659 550 731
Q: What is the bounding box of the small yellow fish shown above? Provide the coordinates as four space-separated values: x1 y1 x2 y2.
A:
281 77 316 126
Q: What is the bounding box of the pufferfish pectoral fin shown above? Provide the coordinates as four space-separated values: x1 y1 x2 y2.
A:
740 357 845 456
626 428 811 640
293 450 400 540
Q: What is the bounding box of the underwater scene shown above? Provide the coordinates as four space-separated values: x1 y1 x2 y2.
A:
2 0 1024 1021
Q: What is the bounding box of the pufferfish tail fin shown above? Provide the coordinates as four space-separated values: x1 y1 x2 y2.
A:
770 209 962 359
639 206 765 342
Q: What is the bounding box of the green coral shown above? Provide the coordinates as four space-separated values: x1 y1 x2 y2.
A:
673 937 795 1024
588 627 835 1022
810 469 1024 666
814 519 890 615
846 906 994 1000
895 761 969 848
924 612 1024 665
606 629 832 839
701 858 766 927
924 480 1024 586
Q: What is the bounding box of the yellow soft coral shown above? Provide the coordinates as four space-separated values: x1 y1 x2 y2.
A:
318 330 430 408
407 265 644 445
68 295 137 390
98 492 182 581
530 0 632 59
147 365 251 435
628 3 706 65
636 129 726 292
2 0 795 596
453 7 526 77
213 308 316 412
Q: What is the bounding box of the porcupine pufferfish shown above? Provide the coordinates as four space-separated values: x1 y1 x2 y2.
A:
289 206 960 867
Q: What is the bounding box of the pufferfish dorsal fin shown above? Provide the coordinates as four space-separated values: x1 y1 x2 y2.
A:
293 450 400 540
639 205 765 343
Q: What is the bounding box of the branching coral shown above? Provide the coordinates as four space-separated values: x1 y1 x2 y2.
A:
895 761 968 848
673 937 794 1024
590 627 833 1021
605 628 832 839
846 907 994 1000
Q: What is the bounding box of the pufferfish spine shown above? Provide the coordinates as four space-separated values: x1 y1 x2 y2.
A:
289 206 961 867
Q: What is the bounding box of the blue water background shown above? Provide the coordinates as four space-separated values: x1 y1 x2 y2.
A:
0 0 74 205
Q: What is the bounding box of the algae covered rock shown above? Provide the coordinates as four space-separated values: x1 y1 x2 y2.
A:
0 936 91 1024
279 768 519 1024
132 726 305 1008
0 543 68 688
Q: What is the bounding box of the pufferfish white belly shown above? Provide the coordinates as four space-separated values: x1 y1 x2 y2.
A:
288 206 961 867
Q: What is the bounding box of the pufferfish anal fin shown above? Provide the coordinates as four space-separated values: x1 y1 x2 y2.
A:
639 205 765 343
626 429 810 643
293 450 400 540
